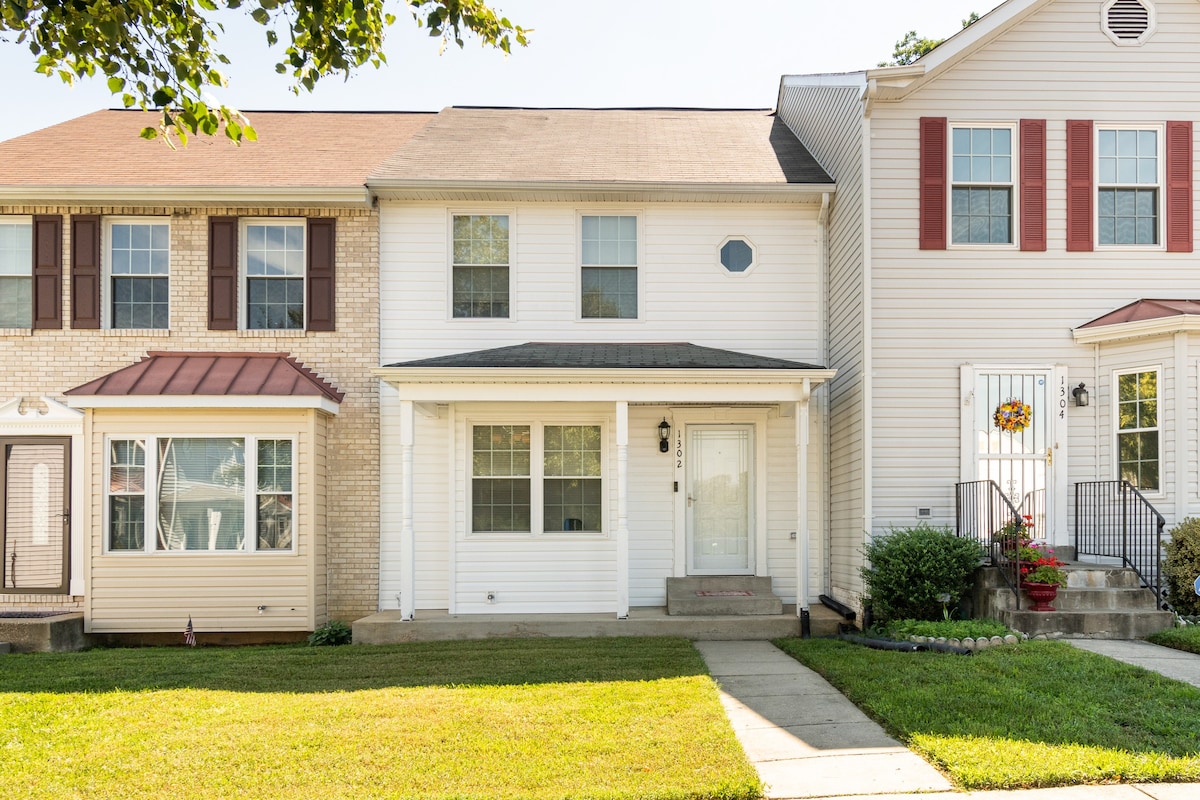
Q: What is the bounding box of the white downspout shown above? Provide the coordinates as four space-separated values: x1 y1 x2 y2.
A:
796 379 812 636
399 398 415 621
615 401 630 619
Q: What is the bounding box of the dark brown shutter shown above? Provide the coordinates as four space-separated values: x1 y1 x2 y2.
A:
31 215 62 330
919 117 948 250
1019 119 1047 252
1166 120 1193 253
208 216 238 330
1066 120 1094 252
70 215 101 329
306 217 336 332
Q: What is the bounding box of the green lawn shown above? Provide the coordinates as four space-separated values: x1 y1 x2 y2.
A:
1148 625 1200 655
775 637 1200 790
0 638 761 800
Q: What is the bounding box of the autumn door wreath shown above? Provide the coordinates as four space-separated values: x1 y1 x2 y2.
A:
993 398 1032 433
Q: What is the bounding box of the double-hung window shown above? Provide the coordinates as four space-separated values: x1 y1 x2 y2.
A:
951 126 1014 244
0 217 32 328
1098 127 1161 246
244 220 306 330
452 214 510 318
107 219 169 329
581 215 638 319
1116 368 1159 491
471 423 603 534
106 436 295 552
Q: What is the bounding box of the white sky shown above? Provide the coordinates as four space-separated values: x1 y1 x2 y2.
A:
0 0 993 142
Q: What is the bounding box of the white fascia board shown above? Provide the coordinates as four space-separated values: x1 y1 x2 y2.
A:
1072 316 1200 345
373 367 836 403
64 395 341 415
0 186 372 207
865 0 1048 97
780 72 868 90
366 179 834 202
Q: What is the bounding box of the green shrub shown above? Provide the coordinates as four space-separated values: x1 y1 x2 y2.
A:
862 524 985 624
1164 518 1200 616
307 620 352 646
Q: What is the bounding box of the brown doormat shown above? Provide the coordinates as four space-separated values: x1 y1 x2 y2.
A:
695 590 754 597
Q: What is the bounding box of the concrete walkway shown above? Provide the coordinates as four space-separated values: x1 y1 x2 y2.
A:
1067 638 1200 688
695 639 1200 800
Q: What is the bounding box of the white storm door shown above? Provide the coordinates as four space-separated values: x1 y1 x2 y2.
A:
968 369 1054 538
686 425 754 574
1 439 70 594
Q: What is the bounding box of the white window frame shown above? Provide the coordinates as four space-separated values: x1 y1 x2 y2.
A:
103 434 297 554
577 211 643 322
447 210 514 322
102 217 171 330
466 418 608 539
948 122 1018 249
1095 123 1165 250
240 217 307 331
0 215 33 330
716 235 758 276
1112 366 1163 496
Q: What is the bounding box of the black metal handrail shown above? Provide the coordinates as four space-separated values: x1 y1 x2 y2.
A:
956 479 1023 608
1074 480 1168 610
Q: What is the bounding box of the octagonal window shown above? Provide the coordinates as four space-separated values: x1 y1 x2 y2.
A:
720 238 755 273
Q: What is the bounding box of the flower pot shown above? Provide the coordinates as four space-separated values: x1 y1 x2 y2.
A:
1023 581 1059 612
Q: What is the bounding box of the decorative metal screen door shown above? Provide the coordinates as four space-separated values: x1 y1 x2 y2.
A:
1 439 69 593
970 370 1052 536
686 425 754 574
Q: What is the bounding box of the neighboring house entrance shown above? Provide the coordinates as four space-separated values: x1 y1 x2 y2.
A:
1 438 69 593
961 366 1067 540
685 424 756 575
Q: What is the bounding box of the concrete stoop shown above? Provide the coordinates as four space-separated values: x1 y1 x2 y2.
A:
665 576 783 616
974 564 1175 640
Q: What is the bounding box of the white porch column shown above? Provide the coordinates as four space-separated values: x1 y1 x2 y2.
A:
616 400 630 619
399 399 416 621
795 380 812 632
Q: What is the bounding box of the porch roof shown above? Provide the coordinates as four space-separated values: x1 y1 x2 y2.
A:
1073 299 1200 344
64 352 343 413
384 342 825 371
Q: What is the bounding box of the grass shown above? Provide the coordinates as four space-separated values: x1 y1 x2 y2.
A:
775 637 1200 790
1148 625 1200 655
0 638 761 800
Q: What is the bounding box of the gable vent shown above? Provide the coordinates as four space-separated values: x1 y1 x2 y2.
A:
1102 0 1155 46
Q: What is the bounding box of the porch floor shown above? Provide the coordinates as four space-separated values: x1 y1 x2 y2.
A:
352 604 845 644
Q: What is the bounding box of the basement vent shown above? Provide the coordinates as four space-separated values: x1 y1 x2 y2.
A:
1102 0 1155 46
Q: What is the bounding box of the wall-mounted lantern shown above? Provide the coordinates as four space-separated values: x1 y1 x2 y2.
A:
1072 383 1089 407
658 418 671 453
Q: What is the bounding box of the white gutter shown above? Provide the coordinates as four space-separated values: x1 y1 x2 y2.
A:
373 366 837 386
0 186 373 207
860 91 875 550
368 178 835 200
65 395 341 414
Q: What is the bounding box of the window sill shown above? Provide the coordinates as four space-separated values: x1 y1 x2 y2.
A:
0 328 32 337
238 329 310 338
99 328 171 337
465 532 610 542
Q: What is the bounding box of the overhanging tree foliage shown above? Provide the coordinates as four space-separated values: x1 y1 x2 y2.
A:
0 1 529 144
880 12 979 67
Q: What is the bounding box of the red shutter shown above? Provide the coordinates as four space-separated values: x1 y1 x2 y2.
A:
31 215 62 330
70 215 101 329
919 117 948 250
306 218 336 331
208 216 238 330
1020 119 1047 251
1066 120 1094 252
1166 120 1193 253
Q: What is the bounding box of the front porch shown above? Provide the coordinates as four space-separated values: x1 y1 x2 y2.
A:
352 604 844 644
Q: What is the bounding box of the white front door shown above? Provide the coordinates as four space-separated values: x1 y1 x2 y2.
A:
686 425 754 574
963 367 1065 541
1 438 70 594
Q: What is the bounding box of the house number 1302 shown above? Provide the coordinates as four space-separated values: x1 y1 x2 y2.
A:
676 435 683 468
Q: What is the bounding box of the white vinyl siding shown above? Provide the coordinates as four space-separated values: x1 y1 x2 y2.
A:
778 80 865 602
380 203 822 363
861 0 1200 542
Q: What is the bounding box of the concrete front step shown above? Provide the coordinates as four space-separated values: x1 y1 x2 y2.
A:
1000 608 1176 639
989 586 1158 612
665 576 782 616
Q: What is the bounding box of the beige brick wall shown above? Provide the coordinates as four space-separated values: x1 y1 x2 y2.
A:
0 204 380 622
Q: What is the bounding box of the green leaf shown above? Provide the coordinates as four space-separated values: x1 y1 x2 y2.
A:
107 76 125 93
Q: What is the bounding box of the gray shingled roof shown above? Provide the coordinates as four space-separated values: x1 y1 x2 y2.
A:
370 107 832 185
384 343 825 370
